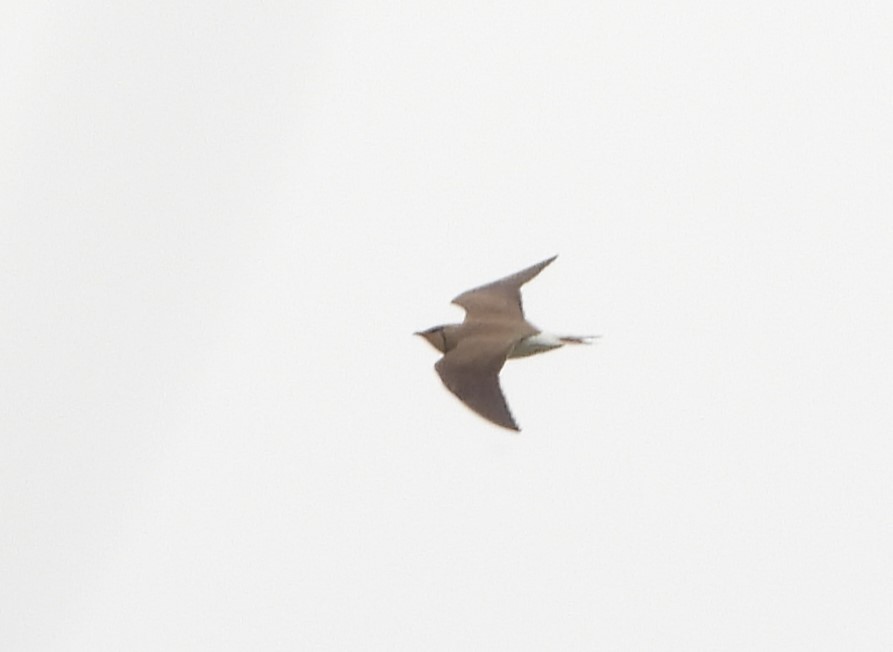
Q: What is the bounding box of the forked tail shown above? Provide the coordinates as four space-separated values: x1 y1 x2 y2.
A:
558 335 599 345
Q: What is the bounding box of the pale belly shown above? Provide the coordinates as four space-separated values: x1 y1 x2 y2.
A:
509 332 564 358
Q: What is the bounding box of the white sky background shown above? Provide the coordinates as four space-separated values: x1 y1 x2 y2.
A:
2 1 892 650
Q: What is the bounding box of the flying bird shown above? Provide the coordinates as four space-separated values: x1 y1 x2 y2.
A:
415 255 593 431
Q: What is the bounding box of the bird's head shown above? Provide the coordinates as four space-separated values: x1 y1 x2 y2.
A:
414 325 448 353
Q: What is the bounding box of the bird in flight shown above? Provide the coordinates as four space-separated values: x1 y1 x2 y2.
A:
415 255 594 431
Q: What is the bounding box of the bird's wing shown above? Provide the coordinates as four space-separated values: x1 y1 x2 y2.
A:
434 336 520 431
451 256 556 322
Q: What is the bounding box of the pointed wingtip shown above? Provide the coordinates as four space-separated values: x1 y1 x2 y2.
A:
536 254 558 271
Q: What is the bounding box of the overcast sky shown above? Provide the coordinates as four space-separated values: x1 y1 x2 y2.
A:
3 2 892 650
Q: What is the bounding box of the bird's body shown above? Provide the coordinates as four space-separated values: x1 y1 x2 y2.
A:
415 256 593 431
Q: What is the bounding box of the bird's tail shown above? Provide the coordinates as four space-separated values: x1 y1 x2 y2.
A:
559 335 599 345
